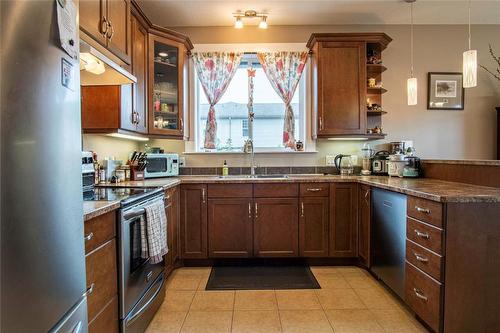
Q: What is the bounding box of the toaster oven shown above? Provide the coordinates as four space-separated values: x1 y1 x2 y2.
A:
144 153 179 178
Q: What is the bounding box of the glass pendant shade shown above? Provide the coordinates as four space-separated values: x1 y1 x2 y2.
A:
463 49 477 88
407 77 418 106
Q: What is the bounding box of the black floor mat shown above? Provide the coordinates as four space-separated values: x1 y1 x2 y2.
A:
205 265 320 290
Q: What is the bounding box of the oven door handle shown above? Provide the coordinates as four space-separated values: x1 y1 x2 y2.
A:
125 274 165 327
123 208 145 220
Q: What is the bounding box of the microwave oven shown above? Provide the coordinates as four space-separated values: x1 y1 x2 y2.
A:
144 153 179 178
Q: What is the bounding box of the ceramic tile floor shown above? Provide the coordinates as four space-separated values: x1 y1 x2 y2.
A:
146 266 430 333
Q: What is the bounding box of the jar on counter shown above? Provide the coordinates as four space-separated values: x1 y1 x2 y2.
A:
115 169 126 183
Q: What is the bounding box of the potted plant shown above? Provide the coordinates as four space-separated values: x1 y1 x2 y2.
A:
481 45 500 123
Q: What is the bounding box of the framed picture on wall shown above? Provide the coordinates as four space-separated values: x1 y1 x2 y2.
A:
427 72 465 110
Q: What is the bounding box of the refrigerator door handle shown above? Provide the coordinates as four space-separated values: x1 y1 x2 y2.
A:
71 321 83 333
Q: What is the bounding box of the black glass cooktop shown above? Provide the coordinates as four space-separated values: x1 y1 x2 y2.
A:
84 186 161 204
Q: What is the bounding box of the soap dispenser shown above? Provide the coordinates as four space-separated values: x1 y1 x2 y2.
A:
222 160 229 176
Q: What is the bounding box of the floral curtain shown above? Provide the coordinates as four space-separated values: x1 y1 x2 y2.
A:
257 52 308 149
193 52 242 149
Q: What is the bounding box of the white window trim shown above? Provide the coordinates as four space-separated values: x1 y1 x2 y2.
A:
184 43 316 154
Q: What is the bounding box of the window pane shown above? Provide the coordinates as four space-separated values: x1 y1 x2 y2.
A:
198 59 302 151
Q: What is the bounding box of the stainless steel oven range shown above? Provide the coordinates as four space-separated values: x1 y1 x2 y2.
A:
118 187 166 333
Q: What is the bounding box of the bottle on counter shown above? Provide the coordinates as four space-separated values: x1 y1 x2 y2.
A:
222 160 229 176
99 166 106 184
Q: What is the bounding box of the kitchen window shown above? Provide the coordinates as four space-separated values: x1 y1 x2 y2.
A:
195 53 306 152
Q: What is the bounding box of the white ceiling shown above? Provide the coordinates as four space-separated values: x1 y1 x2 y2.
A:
137 0 500 27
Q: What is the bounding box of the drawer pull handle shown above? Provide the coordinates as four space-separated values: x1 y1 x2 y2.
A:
415 206 431 214
301 202 305 217
306 188 322 192
413 288 428 301
248 202 252 219
414 229 430 239
414 253 429 262
84 283 95 297
84 232 93 242
255 202 258 219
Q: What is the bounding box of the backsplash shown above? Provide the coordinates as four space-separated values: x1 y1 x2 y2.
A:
180 165 363 176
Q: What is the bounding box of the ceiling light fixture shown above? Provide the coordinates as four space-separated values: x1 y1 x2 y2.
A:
463 0 477 88
233 10 268 29
405 0 417 106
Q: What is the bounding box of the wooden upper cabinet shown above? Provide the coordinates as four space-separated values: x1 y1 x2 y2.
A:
307 33 392 138
254 198 299 257
317 41 366 136
79 0 131 64
329 183 359 257
129 12 148 134
79 0 107 46
148 33 187 138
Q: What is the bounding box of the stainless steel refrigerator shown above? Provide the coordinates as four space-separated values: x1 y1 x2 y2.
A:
1 1 88 332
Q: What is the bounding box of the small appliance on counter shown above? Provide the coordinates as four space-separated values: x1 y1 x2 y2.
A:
361 143 374 175
82 151 96 199
103 158 123 182
334 154 354 175
389 140 414 154
372 151 390 175
403 156 421 177
388 153 407 177
144 152 179 178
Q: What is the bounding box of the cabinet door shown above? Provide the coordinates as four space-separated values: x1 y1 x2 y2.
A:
299 197 329 257
180 185 208 259
208 198 253 258
148 34 185 138
105 0 131 64
171 186 180 263
330 183 358 257
79 0 107 46
254 198 299 257
130 13 148 134
317 41 366 136
358 185 371 267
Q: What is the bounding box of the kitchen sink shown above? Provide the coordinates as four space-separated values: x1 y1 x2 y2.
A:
250 174 289 179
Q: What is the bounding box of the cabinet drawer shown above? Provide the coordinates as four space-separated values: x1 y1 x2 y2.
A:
86 239 118 322
407 196 443 228
84 211 117 254
407 217 443 255
208 184 253 198
405 262 442 333
254 183 298 197
88 295 119 333
406 239 443 282
299 183 329 197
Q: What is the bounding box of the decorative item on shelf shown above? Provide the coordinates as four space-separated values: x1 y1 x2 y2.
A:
368 78 377 88
427 72 464 110
233 10 268 29
367 50 382 64
373 126 382 134
161 103 169 112
368 103 383 112
154 92 161 112
295 140 304 151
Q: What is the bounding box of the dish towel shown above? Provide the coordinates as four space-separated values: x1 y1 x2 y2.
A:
140 199 168 264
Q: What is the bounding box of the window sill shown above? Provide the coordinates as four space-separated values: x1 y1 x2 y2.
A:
183 150 318 155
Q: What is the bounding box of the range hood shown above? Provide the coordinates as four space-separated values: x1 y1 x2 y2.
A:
79 41 136 86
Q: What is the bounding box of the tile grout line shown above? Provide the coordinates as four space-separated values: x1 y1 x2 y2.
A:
177 276 198 333
230 290 236 333
274 289 285 333
312 273 337 333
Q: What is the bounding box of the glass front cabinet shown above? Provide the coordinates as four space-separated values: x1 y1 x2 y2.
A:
148 33 190 138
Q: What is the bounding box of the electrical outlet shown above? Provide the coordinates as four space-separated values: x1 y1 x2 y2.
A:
325 155 336 165
179 156 186 167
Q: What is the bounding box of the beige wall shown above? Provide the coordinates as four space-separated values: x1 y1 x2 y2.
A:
82 134 140 163
84 24 500 167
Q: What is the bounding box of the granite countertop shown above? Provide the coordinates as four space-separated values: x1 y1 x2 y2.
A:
83 200 121 221
83 174 500 220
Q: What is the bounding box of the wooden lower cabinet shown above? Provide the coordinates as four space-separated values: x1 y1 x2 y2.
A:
329 183 358 257
165 186 179 273
88 296 119 333
254 198 299 257
180 184 208 259
299 197 329 257
358 185 371 266
208 198 253 257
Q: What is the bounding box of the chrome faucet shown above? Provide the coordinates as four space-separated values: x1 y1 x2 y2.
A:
243 139 255 176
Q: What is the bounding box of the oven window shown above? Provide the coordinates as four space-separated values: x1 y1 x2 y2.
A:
147 158 167 173
130 217 148 273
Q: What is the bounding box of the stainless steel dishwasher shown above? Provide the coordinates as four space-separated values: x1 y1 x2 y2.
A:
371 188 407 299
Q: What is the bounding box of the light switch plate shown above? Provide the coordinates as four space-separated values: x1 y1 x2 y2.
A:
325 155 336 166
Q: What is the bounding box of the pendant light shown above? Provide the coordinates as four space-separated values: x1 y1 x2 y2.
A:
463 0 477 88
406 0 417 106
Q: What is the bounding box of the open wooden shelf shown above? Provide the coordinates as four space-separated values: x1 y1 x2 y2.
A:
154 60 177 68
364 133 387 140
367 64 387 74
367 87 388 94
367 110 388 116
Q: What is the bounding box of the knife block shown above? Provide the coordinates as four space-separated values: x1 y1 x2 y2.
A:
131 169 144 181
